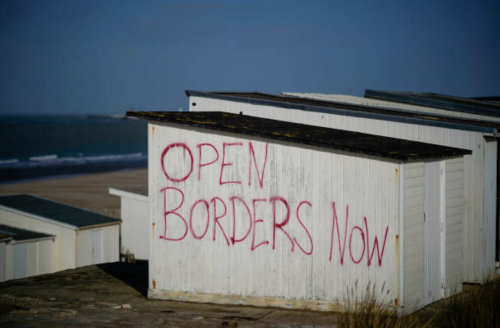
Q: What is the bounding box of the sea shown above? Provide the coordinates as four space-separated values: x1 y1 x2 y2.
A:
0 115 148 184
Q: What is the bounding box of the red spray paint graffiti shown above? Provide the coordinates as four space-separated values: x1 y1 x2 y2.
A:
329 202 389 267
158 141 390 266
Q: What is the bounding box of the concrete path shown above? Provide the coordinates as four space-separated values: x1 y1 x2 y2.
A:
0 262 338 327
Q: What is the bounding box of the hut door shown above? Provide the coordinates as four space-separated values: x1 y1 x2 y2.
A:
92 230 103 264
13 244 27 280
424 161 445 305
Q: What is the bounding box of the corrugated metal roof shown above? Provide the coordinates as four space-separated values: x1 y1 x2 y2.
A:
0 195 121 229
127 111 471 161
185 90 499 134
0 224 55 242
365 90 500 118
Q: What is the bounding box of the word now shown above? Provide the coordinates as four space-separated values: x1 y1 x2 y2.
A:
159 187 389 266
160 141 268 186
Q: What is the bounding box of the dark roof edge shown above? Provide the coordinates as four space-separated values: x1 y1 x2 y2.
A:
0 194 121 228
0 224 56 243
282 92 500 127
365 89 500 118
77 221 122 231
0 203 77 229
186 90 280 98
14 236 56 244
185 90 495 134
472 96 500 101
127 111 472 162
28 194 121 226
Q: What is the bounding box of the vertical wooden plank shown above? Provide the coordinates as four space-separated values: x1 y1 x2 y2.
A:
445 157 464 296
483 140 497 277
403 162 425 310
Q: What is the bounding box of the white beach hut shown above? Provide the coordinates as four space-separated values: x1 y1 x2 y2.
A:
129 110 470 313
187 90 499 284
109 186 149 260
0 224 55 282
0 194 121 275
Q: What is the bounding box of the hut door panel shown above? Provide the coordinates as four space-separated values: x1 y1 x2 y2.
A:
92 230 103 264
483 139 497 274
424 161 444 305
13 244 27 280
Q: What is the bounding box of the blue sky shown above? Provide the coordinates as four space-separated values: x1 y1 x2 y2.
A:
0 0 499 114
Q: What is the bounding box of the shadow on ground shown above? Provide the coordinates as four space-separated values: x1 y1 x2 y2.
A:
97 260 148 297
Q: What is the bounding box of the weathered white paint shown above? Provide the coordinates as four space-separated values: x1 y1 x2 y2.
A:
0 239 53 282
424 161 443 304
147 120 465 312
445 157 464 296
0 208 76 272
149 122 399 308
37 239 52 275
189 95 494 283
402 162 425 310
0 242 5 281
13 243 27 279
282 92 500 124
109 188 149 260
397 163 405 315
0 208 119 277
4 241 13 281
483 140 497 277
92 230 103 264
77 226 119 267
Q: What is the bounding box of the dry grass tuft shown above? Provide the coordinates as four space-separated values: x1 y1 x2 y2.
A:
337 281 433 328
337 277 500 328
435 278 500 328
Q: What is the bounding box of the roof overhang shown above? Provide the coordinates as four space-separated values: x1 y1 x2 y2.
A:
0 204 77 230
109 187 148 202
127 111 472 162
77 221 122 231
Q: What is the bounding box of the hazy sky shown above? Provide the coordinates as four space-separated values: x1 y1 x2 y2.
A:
0 0 499 114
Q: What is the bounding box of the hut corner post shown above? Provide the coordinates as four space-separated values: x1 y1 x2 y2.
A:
148 122 155 296
397 163 405 315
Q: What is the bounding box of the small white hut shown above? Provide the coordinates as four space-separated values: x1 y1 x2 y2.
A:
0 224 55 282
109 186 149 260
187 90 499 284
129 110 470 313
0 194 121 277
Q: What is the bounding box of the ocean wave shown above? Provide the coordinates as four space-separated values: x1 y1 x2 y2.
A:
30 154 58 161
0 153 146 169
0 159 19 165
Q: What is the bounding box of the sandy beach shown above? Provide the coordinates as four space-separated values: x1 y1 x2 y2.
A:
0 168 148 218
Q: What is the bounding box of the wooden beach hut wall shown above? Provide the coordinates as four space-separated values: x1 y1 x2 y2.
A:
0 224 55 282
282 91 500 282
364 90 500 275
283 91 500 123
0 195 121 274
128 111 470 313
109 187 150 260
186 90 499 284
